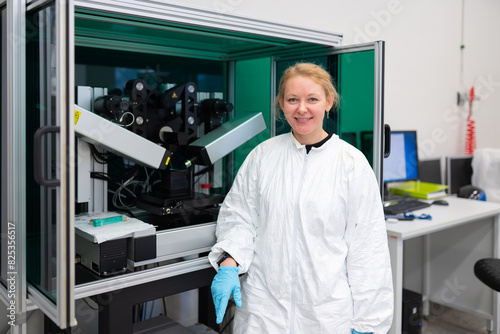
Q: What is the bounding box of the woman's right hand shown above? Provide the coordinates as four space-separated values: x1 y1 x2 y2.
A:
211 266 242 324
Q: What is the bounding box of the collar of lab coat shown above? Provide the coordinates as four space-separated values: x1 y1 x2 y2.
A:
289 131 338 151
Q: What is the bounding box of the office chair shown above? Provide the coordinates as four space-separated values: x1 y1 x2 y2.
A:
474 258 500 292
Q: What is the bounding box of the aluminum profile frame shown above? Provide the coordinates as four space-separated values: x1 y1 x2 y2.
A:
74 0 342 47
373 41 385 192
3 1 27 334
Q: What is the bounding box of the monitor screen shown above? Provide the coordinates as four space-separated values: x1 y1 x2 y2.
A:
383 131 419 183
418 158 442 184
446 156 472 194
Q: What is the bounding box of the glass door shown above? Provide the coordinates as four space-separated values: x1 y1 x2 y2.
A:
272 41 386 193
25 0 76 328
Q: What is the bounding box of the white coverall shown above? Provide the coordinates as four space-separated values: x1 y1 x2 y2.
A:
209 132 393 334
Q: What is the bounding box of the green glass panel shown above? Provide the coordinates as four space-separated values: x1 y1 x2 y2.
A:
233 58 272 174
337 50 375 165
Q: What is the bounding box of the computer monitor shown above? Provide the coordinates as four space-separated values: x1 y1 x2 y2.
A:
383 130 419 183
418 158 442 184
446 156 473 194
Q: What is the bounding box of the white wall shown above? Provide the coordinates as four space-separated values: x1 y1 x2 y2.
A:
178 0 500 159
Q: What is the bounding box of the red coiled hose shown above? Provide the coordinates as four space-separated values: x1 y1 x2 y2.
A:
465 86 476 155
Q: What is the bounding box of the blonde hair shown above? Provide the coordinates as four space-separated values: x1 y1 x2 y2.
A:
275 62 338 117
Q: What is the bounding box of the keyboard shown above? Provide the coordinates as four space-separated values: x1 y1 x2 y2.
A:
384 199 431 215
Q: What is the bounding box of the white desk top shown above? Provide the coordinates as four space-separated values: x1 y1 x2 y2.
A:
386 197 500 240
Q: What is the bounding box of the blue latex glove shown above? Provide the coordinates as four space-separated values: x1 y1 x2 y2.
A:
352 330 372 334
211 266 242 324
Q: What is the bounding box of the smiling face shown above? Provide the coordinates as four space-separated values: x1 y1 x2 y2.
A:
280 75 334 145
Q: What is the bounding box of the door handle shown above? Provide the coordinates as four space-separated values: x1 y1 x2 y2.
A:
384 124 391 158
33 125 61 187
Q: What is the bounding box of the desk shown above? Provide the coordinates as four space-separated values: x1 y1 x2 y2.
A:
386 197 500 334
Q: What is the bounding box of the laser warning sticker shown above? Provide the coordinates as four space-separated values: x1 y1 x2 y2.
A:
74 109 82 125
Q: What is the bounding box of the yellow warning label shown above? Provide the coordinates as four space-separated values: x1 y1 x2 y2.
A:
172 92 177 98
74 109 81 125
165 157 171 165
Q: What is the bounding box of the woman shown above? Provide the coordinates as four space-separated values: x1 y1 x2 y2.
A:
209 63 393 334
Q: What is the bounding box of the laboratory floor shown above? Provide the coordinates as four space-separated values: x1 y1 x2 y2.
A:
423 302 488 333
209 301 489 333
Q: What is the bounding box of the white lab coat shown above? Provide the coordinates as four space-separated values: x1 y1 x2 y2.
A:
209 132 393 334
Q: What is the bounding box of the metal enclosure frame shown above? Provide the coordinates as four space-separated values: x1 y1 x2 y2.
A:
2 2 27 334
23 0 77 329
2 0 76 330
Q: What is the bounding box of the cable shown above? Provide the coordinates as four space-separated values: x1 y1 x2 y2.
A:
112 178 144 210
194 165 212 177
119 111 135 127
82 298 100 311
91 163 140 184
465 86 476 155
194 174 206 186
142 167 156 193
89 144 119 164
92 163 153 210
88 146 159 210
459 0 466 89
465 115 476 155
162 297 168 317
